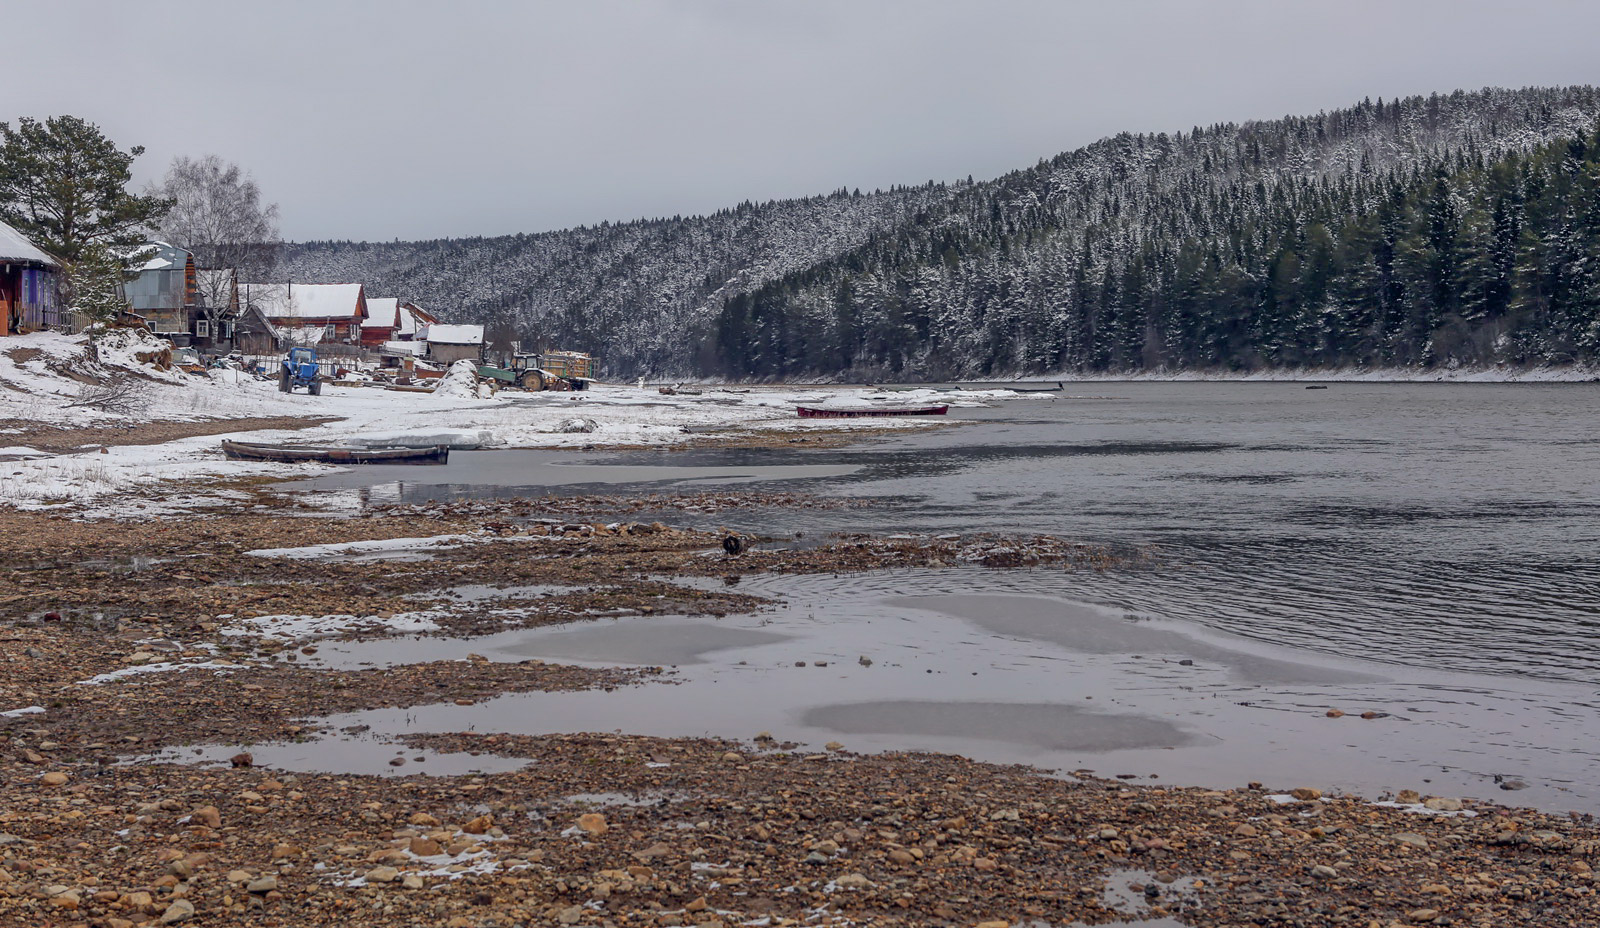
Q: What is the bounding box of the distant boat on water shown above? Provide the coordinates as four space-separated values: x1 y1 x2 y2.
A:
797 405 949 419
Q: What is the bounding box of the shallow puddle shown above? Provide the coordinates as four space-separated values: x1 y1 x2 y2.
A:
177 569 1600 812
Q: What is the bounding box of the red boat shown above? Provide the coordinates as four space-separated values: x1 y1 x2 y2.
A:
796 405 949 419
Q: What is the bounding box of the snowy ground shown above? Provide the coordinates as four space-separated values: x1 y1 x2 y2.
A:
0 331 1024 513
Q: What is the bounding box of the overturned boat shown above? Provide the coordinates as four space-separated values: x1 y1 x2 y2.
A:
796 405 949 419
220 440 450 465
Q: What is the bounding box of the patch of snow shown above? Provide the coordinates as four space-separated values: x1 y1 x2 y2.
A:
246 534 473 561
222 611 445 639
1371 800 1479 818
0 706 45 718
77 660 246 685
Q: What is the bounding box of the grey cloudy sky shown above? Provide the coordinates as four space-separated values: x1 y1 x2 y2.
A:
8 0 1597 242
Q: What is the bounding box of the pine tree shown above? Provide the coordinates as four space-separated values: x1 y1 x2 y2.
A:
0 115 170 263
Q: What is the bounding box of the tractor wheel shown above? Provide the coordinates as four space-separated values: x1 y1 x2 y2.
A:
279 368 291 392
308 380 322 396
521 370 547 391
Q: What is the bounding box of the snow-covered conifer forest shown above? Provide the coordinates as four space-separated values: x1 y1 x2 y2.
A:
283 86 1600 379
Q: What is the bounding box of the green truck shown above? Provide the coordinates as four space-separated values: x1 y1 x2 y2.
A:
477 351 595 391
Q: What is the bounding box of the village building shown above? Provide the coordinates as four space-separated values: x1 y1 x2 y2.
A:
242 282 368 346
397 300 436 339
360 297 402 348
420 323 484 364
124 242 199 343
0 220 62 334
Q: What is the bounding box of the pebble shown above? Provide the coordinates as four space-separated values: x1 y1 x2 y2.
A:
1311 864 1339 879
365 866 400 883
247 875 278 893
159 899 196 923
1393 832 1430 850
39 771 69 787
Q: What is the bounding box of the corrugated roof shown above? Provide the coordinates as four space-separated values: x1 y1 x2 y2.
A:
0 220 57 267
361 297 401 329
242 282 365 320
421 323 483 345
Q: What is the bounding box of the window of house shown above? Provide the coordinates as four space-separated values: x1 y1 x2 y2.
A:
195 319 210 338
325 323 337 341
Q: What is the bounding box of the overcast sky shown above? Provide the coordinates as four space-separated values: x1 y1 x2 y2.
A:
8 1 1597 242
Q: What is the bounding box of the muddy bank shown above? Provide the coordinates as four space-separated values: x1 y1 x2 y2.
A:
0 416 335 454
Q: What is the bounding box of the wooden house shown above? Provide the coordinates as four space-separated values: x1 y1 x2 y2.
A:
360 297 402 348
242 282 368 345
0 220 62 334
420 323 484 364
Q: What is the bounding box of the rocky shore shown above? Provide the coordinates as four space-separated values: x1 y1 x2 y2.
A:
3 481 1596 926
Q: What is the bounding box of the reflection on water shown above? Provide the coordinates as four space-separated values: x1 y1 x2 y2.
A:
300 382 1600 681
173 570 1600 811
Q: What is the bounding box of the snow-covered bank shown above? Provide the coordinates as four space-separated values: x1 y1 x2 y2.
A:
0 331 1025 513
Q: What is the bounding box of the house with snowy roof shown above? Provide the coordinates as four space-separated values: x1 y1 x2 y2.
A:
242 282 368 346
360 297 402 348
0 220 62 334
420 322 484 364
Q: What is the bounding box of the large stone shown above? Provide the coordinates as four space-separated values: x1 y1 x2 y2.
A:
39 771 69 787
1393 833 1430 850
577 813 608 835
408 836 442 857
365 866 400 883
834 873 874 889
1290 788 1322 801
246 876 278 894
1423 797 1463 812
159 899 196 923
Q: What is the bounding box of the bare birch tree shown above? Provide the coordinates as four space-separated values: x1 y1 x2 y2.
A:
151 155 280 312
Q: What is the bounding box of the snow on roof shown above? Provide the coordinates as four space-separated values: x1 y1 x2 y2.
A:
397 304 425 337
362 297 401 329
381 339 423 356
241 283 365 320
0 220 57 267
134 242 189 272
421 323 483 345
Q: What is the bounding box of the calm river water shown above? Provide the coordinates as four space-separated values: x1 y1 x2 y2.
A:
281 383 1600 809
312 382 1600 682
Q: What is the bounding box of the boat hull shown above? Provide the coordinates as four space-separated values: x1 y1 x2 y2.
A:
796 405 949 419
220 440 450 465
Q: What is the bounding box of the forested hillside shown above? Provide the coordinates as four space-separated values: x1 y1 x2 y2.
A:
285 86 1600 379
281 185 956 375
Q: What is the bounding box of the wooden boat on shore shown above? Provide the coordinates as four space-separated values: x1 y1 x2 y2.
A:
221 440 450 465
796 405 949 419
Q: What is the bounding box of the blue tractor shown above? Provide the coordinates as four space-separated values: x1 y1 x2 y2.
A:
279 347 322 395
